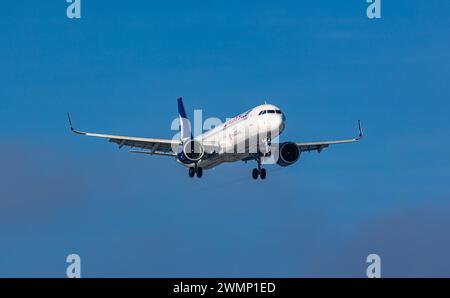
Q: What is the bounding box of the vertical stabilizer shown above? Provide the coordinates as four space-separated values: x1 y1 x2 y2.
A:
177 97 192 141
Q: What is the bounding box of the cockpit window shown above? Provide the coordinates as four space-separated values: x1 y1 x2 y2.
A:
259 109 283 115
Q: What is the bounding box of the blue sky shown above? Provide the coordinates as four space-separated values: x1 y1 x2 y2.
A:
1 0 450 277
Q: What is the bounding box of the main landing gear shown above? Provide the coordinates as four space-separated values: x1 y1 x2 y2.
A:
188 164 203 178
252 157 266 180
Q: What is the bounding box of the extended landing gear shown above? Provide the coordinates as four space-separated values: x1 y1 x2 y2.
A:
260 168 266 179
252 157 266 180
252 168 259 179
252 168 266 180
188 165 203 178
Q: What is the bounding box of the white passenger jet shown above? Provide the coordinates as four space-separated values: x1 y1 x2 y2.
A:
68 98 363 179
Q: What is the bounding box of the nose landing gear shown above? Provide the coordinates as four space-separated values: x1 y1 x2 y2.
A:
252 168 259 179
252 168 267 180
252 156 267 180
259 168 266 179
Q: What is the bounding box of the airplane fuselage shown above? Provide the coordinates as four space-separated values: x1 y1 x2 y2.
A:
178 104 285 169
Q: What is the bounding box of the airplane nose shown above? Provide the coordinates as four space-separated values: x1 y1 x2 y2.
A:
278 115 285 133
273 114 284 133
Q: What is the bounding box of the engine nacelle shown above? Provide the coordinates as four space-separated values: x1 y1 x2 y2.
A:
277 142 300 167
177 139 205 164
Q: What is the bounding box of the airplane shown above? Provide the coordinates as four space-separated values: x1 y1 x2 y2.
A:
67 97 363 179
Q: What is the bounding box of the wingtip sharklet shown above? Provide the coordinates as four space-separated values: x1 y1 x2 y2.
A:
357 120 364 140
67 112 74 131
67 112 85 135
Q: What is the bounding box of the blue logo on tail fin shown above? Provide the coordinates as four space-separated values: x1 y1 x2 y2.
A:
177 97 188 119
177 97 192 140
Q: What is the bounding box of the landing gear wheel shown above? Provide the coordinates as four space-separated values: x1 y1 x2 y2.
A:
196 167 203 178
252 168 259 180
188 167 195 178
259 168 266 180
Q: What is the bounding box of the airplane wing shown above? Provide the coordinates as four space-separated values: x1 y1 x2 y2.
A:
295 121 363 153
67 113 180 157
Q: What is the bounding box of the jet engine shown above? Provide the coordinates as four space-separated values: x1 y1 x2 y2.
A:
276 142 300 167
177 139 205 164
